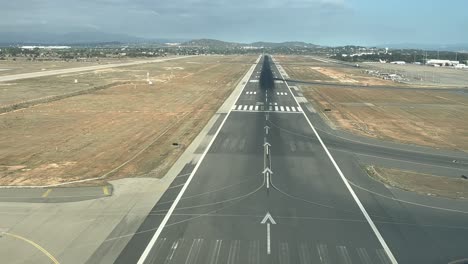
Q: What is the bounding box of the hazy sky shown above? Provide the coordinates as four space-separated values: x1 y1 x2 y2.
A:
1 0 467 45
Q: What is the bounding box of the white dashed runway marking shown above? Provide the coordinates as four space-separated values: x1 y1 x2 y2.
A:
232 104 302 113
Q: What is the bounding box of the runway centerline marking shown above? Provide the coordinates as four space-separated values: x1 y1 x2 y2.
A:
261 212 276 255
274 57 398 264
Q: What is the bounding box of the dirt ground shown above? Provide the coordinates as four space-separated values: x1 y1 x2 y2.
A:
0 57 144 76
276 55 468 152
366 165 468 199
0 55 255 186
275 55 398 86
303 85 468 151
364 62 468 87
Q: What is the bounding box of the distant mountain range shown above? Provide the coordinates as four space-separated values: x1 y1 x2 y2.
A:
0 32 187 45
1 31 466 53
377 43 468 52
0 32 321 48
181 39 320 48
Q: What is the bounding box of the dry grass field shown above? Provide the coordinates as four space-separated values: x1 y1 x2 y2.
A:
276 55 399 86
303 85 468 151
0 57 142 76
366 165 468 199
0 55 255 186
276 56 468 152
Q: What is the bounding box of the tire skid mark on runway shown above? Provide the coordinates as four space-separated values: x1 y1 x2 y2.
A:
268 175 394 220
275 57 398 263
151 179 265 213
66 176 267 250
162 175 266 228
332 146 468 172
135 56 263 264
268 117 467 171
348 179 468 214
155 178 257 206
267 118 316 140
312 122 468 163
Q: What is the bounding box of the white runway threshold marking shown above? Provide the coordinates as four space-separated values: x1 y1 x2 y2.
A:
136 55 261 264
274 57 398 264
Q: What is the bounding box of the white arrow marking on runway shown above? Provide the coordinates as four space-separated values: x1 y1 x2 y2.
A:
261 212 276 255
264 125 270 135
262 167 272 189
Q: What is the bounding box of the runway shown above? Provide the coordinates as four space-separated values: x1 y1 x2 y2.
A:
0 56 193 82
109 56 468 264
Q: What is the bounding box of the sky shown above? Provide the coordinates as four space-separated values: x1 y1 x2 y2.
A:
1 0 467 46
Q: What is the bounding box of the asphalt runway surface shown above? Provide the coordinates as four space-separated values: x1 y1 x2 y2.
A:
109 56 468 264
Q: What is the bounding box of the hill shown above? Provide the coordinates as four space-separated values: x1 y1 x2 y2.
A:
181 39 242 48
181 39 320 49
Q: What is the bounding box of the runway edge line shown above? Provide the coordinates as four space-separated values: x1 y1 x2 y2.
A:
273 56 399 264
136 55 262 264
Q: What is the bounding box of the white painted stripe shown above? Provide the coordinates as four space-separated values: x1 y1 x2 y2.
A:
275 102 278 105
209 240 223 264
274 106 279 111
185 239 203 264
298 243 312 264
297 106 302 112
336 246 352 264
280 106 285 111
137 55 261 264
274 57 398 264
266 224 271 255
376 249 392 264
290 106 297 112
278 242 289 263
227 240 240 264
233 105 238 110
240 105 246 110
249 105 254 111
255 106 259 111
317 244 330 264
254 91 257 94
285 106 291 112
277 92 280 95
165 240 181 262
248 240 260 264
356 248 372 264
